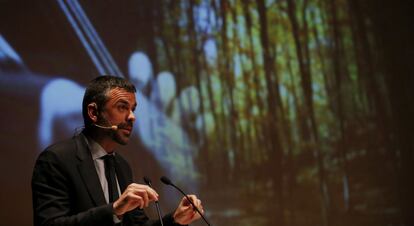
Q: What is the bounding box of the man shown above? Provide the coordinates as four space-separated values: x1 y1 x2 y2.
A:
32 75 203 226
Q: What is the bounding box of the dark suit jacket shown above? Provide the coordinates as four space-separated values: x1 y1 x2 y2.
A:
32 132 179 226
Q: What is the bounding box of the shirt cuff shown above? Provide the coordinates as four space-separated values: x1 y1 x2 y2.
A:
113 214 122 223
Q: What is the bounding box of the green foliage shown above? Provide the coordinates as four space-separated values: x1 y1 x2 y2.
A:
152 0 399 225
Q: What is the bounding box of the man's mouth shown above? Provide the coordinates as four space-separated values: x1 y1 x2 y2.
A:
117 122 133 131
119 124 133 133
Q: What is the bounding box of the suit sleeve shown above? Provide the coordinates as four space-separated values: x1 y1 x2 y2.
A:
124 209 185 226
32 150 115 226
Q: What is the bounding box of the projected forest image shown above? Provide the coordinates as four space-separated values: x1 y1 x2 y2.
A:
0 0 413 226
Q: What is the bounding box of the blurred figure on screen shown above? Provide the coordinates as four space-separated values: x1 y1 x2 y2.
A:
32 75 203 226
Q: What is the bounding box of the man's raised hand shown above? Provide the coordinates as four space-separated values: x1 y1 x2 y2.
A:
113 183 159 216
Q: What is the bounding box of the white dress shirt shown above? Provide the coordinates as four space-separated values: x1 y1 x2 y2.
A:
84 135 122 223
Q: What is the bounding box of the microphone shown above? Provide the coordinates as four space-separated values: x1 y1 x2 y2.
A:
143 176 164 226
93 123 118 130
160 176 211 226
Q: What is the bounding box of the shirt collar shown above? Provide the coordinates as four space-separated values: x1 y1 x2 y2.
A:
83 134 114 160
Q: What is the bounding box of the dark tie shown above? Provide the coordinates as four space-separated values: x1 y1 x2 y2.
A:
103 154 119 203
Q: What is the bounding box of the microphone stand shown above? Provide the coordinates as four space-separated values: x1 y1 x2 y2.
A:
143 177 164 226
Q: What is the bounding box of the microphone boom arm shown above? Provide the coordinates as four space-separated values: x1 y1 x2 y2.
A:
161 176 211 226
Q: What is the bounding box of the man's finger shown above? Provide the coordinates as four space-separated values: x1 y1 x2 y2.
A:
129 183 159 202
146 188 159 201
134 189 149 207
125 193 144 209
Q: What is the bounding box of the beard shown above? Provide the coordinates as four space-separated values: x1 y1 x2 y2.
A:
111 133 129 145
110 121 133 145
96 116 133 145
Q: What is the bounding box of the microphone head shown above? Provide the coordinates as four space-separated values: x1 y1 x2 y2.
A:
143 176 151 185
93 124 118 130
160 176 172 185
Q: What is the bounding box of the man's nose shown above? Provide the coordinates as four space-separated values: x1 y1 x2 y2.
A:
128 110 136 122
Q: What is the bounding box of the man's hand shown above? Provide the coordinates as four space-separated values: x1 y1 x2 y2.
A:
113 183 159 216
173 194 203 225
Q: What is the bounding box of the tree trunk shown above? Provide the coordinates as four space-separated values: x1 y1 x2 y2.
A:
257 0 285 225
286 0 330 225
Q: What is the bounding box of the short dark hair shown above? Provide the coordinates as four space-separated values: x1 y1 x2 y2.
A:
82 75 136 128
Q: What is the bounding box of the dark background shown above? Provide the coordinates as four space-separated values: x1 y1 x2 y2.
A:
0 0 413 225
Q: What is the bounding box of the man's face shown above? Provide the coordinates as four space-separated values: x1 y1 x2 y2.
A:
99 87 137 145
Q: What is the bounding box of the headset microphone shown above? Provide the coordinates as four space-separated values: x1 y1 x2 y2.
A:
93 124 118 130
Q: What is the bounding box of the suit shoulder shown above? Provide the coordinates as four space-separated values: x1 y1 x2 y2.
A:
36 136 81 163
44 137 77 155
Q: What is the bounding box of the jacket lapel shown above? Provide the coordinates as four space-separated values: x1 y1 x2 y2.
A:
75 133 107 206
114 155 128 192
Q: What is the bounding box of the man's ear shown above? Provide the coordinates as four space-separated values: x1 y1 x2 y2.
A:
87 103 98 123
